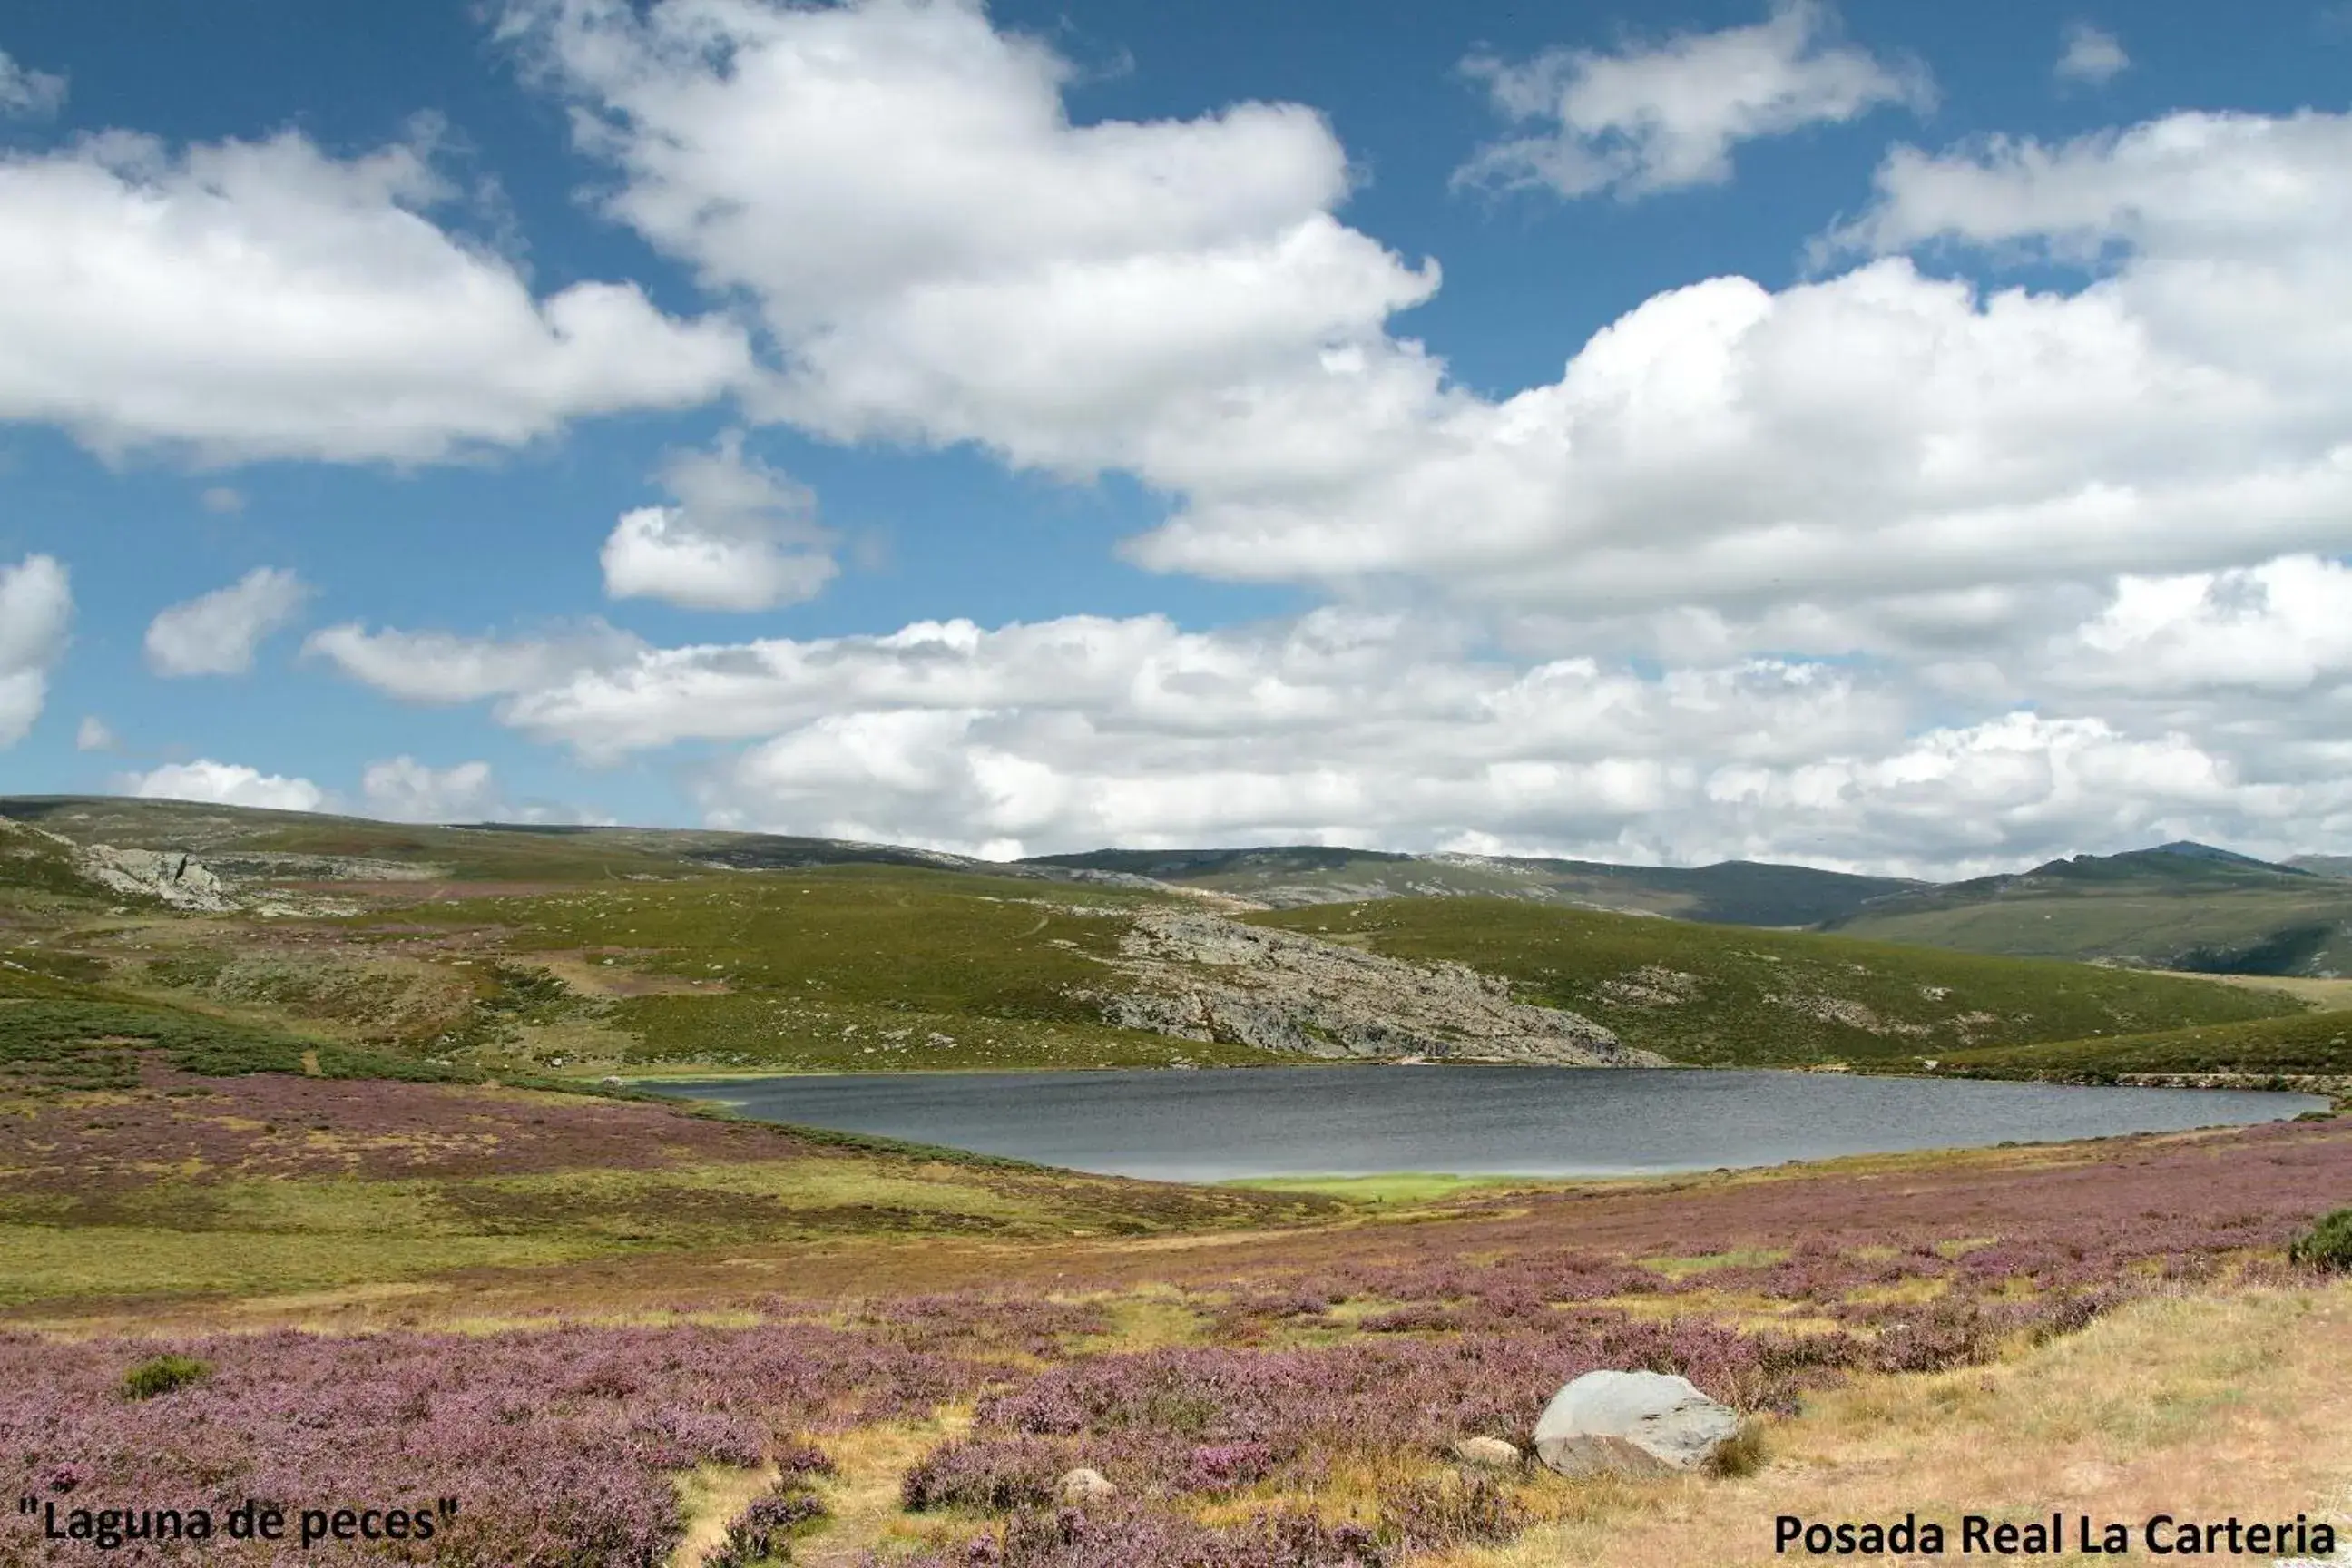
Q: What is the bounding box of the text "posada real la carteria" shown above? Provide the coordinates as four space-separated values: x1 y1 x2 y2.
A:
1776 1512 2336 1556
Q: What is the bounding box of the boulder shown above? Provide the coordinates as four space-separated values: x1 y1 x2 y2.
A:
1055 1468 1117 1505
1449 1436 1522 1469
1532 1370 1740 1477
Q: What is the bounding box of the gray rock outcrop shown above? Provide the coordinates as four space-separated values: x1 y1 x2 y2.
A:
1449 1436 1523 1469
1093 909 1658 1067
76 844 232 912
1055 1468 1117 1504
1532 1369 1740 1476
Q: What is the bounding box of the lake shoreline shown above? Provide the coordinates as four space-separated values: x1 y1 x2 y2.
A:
639 1063 2328 1185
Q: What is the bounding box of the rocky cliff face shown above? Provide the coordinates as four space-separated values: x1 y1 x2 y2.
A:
1089 908 1659 1067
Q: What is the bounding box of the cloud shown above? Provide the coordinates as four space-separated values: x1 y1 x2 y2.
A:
2055 23 2130 86
144 567 311 677
0 48 65 120
1455 1 1931 200
358 756 504 822
0 554 71 748
511 0 2352 655
1135 105 2352 630
74 716 115 752
2048 555 2352 697
122 760 328 813
601 432 837 611
500 0 1437 475
199 486 247 515
302 618 647 704
309 585 2352 871
0 124 750 464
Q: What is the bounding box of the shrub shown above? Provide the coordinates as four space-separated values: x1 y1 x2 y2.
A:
707 1485 828 1567
120 1354 211 1401
902 1436 1063 1513
2288 1208 2352 1271
1706 1419 1770 1477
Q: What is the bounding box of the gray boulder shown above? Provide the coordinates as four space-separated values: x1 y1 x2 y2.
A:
1449 1436 1522 1469
1055 1468 1117 1504
1532 1370 1740 1477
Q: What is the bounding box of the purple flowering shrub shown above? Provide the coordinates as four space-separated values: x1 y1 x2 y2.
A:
893 1503 1390 1568
903 1436 1066 1513
10 1116 2347 1564
0 1322 975 1565
855 1294 1112 1357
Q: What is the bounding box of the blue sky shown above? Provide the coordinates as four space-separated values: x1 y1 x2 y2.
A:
3 1 2350 872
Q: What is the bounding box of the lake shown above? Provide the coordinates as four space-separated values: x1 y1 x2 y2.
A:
643 1066 2327 1181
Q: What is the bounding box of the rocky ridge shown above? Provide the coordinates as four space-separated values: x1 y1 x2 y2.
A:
1088 908 1658 1067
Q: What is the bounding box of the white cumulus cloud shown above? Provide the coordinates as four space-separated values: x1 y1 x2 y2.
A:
144 567 311 677
509 0 2352 654
2055 23 2130 86
279 9 2352 866
122 760 328 814
1138 105 2352 630
309 586 2352 871
601 432 836 611
0 123 750 464
0 554 71 748
301 619 646 704
1455 1 1930 200
74 716 115 752
358 756 505 823
500 0 1437 475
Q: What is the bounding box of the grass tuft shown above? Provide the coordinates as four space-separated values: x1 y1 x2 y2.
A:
120 1353 211 1400
2288 1208 2352 1272
1705 1418 1770 1477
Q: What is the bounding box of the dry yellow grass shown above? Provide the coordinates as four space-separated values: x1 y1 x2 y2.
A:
670 1462 781 1568
1423 1283 2352 1568
2157 971 2352 1011
797 1413 975 1567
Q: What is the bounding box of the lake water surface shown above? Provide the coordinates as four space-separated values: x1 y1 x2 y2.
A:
645 1067 2326 1181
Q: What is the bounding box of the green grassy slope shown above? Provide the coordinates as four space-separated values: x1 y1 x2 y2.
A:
1250 897 2297 1066
0 960 475 1092
357 864 1271 1074
1940 1007 2352 1083
1830 847 2352 977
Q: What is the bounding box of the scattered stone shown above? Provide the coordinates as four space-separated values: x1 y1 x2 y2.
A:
1091 909 1658 1068
1055 1468 1117 1504
1449 1436 1522 1469
600 1076 624 1087
1532 1369 1740 1477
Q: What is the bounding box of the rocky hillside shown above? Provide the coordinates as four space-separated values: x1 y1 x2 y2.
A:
1023 845 1920 925
1 816 230 911
1251 897 2298 1068
1086 908 1656 1067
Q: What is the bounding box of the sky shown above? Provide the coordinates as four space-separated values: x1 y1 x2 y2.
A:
3 0 2350 877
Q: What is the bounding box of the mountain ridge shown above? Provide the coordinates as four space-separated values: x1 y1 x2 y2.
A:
6 795 2347 976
